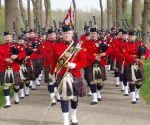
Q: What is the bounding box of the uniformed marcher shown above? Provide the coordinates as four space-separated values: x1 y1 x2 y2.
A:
82 27 106 105
50 25 87 125
41 28 61 106
0 32 26 108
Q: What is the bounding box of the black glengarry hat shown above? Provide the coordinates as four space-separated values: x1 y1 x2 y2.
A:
62 25 73 32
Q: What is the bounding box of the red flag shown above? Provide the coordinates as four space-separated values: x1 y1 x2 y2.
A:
63 6 75 26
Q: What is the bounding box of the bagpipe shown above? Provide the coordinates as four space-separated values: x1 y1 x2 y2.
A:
54 41 78 76
30 41 41 54
54 41 82 100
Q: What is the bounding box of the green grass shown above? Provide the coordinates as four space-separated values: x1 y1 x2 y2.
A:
140 59 150 104
0 85 14 107
0 85 5 107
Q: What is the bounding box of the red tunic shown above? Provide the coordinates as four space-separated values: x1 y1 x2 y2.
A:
41 40 55 67
80 34 86 42
0 43 26 72
51 41 87 77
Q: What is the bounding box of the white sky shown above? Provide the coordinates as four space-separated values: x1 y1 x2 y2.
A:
1 0 107 11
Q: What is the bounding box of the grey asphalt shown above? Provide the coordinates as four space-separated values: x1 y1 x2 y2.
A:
0 70 150 125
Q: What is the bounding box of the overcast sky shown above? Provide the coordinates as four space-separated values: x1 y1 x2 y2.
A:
1 0 107 11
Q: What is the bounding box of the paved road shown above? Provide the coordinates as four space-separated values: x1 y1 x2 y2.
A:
0 71 150 125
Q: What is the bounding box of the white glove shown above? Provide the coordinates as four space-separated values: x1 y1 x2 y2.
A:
67 62 76 69
76 43 82 50
50 74 56 83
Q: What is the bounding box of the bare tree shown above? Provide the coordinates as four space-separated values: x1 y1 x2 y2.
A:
116 0 122 28
112 0 116 27
19 0 26 27
142 0 150 48
122 0 127 18
31 0 36 21
40 0 43 27
36 0 40 25
107 0 112 30
44 0 52 30
5 0 21 34
28 0 31 29
132 0 141 30
0 0 1 9
99 0 104 29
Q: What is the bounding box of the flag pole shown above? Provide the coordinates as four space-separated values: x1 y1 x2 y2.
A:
72 0 77 32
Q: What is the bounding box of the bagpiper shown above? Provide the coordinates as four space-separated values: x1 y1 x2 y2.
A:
0 32 26 108
50 25 87 125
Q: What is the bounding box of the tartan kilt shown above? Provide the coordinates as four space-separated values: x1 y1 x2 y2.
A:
13 72 22 86
26 65 34 80
44 66 50 83
107 56 111 65
118 63 122 75
85 65 106 83
139 64 145 82
32 58 42 78
39 58 44 71
123 65 132 81
114 62 119 77
57 75 86 98
0 71 21 86
85 66 93 83
84 67 89 81
100 66 107 81
110 61 114 70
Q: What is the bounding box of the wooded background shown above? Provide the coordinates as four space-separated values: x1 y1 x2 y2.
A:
0 0 150 48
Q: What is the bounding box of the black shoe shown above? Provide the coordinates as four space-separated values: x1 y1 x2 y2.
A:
115 85 119 87
136 98 139 101
124 94 129 96
25 94 29 96
98 98 102 101
20 97 24 99
90 101 98 105
121 89 124 92
70 121 78 125
87 93 92 96
131 101 137 104
31 88 36 90
51 102 56 106
57 99 61 102
14 101 19 104
3 105 11 108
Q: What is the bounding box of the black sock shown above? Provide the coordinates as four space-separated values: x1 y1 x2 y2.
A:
129 83 135 92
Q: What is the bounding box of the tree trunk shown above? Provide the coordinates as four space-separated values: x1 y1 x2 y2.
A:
45 0 52 30
142 0 150 48
0 0 1 9
36 0 42 27
122 0 127 18
99 0 104 30
132 0 141 30
28 0 31 29
72 0 77 32
19 0 26 27
112 0 116 27
40 0 43 27
31 0 36 21
5 0 21 34
107 0 112 31
116 0 122 28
